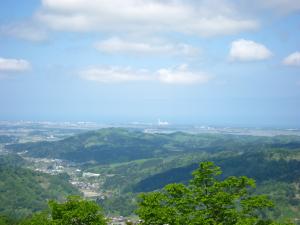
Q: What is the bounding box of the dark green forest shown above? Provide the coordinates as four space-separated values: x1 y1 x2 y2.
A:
134 151 300 192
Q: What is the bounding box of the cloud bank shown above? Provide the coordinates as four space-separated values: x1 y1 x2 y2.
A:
3 0 300 42
36 0 258 37
95 37 199 57
80 65 210 85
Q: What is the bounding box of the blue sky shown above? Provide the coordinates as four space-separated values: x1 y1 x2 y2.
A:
0 0 299 127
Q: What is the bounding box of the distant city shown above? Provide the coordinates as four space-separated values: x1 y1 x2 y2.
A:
0 120 299 144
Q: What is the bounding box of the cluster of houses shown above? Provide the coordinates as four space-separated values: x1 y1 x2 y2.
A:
108 216 140 225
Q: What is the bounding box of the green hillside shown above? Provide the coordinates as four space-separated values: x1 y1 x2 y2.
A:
6 128 300 164
133 151 300 192
3 128 300 222
133 151 300 222
0 154 80 220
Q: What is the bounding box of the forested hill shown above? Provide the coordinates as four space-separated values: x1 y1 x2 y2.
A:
5 128 300 164
0 154 80 220
133 151 300 192
132 151 300 222
2 129 300 222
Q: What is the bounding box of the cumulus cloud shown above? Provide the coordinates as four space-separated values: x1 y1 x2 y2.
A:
0 57 31 72
283 52 300 66
4 0 300 42
95 37 199 56
229 39 272 61
157 65 210 84
80 65 210 85
35 0 258 37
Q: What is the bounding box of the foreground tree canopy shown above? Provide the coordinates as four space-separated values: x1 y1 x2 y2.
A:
20 196 107 225
136 162 292 225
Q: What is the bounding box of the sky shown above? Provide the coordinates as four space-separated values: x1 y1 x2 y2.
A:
0 0 299 127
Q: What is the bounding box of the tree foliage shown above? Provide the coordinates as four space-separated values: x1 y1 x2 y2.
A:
136 162 292 225
0 215 16 225
0 155 80 220
20 196 107 225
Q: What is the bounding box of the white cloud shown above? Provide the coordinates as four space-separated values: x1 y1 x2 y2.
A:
5 0 300 42
80 65 210 85
95 37 199 56
283 52 300 66
229 39 272 61
36 0 258 37
79 67 151 83
0 57 31 72
0 22 47 42
157 65 210 84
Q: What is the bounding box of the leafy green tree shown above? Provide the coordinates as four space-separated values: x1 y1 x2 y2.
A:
136 162 292 225
0 215 15 225
20 196 107 225
20 212 51 225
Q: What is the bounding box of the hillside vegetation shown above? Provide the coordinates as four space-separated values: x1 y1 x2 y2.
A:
0 155 80 220
3 128 300 223
6 128 300 164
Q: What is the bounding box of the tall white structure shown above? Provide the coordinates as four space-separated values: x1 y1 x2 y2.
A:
158 119 169 126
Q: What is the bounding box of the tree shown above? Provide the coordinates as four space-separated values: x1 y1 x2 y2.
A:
136 162 292 225
0 215 15 225
20 196 107 225
19 212 51 225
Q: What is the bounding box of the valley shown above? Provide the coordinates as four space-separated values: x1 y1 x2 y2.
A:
1 121 300 224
